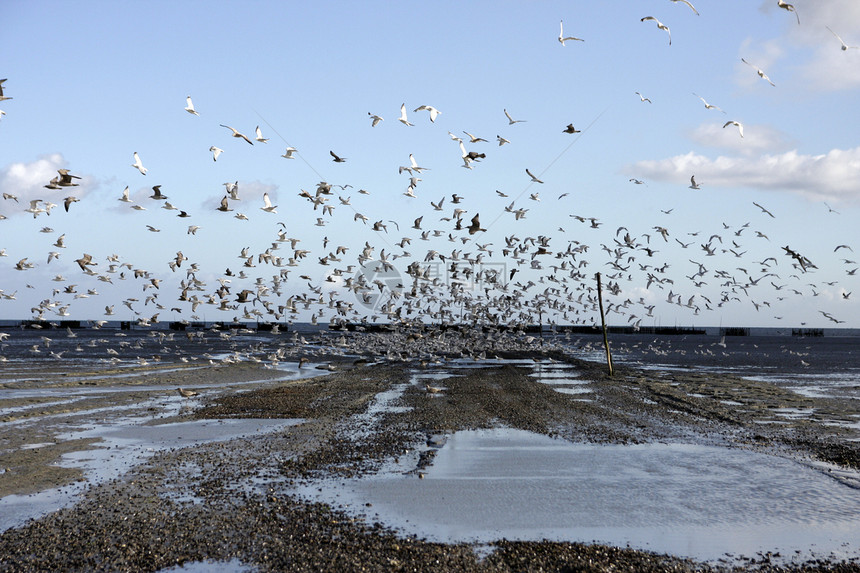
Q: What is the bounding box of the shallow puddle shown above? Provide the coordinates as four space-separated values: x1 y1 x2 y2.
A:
295 428 860 563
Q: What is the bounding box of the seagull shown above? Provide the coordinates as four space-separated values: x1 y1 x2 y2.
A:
824 202 840 214
209 146 224 161
635 92 652 103
261 192 277 213
670 0 699 15
57 169 81 186
216 196 233 212
398 103 414 126
255 125 269 143
504 109 526 124
467 213 486 235
693 93 725 113
496 135 510 146
526 169 544 184
220 124 254 144
330 150 346 163
281 146 297 159
118 186 132 202
641 16 671 45
368 112 384 127
689 175 701 189
826 26 859 51
150 185 168 200
777 0 800 25
414 105 441 122
558 20 584 45
563 124 580 134
741 58 775 86
184 96 199 115
55 234 67 249
723 120 744 138
753 202 775 218
131 152 147 175
63 196 79 212
177 387 198 398
464 131 488 143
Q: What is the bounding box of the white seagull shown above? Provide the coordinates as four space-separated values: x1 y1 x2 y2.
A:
131 152 147 175
209 146 224 161
255 126 269 143
261 193 277 214
826 26 859 51
693 93 725 113
558 20 584 45
669 0 699 15
281 146 297 159
220 124 254 145
641 16 671 45
184 96 199 115
741 58 775 86
414 105 441 123
526 169 544 184
504 109 526 124
723 120 744 138
777 0 800 25
398 103 414 126
368 112 384 127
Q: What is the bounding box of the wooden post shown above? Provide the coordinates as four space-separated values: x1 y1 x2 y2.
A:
595 272 614 376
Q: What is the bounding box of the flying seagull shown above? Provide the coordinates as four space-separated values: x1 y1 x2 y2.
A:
777 0 800 25
504 109 526 124
131 152 147 175
753 202 775 218
558 20 584 45
414 105 441 122
689 175 701 189
261 192 277 213
526 168 544 184
563 124 580 134
826 26 859 51
184 96 199 115
398 103 414 126
723 120 744 138
368 112 384 127
330 150 346 163
255 126 269 143
641 16 671 45
219 124 254 145
635 91 652 103
209 146 224 161
281 146 297 159
693 93 725 113
741 58 775 86
669 0 699 15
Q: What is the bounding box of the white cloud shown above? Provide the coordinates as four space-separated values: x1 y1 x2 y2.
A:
756 0 860 91
0 154 94 218
627 146 860 204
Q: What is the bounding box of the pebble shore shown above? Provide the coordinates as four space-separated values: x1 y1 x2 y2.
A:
2 334 860 572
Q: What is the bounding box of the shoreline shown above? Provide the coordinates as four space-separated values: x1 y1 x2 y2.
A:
1 348 860 571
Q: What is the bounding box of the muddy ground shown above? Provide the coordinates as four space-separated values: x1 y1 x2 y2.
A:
1 352 859 572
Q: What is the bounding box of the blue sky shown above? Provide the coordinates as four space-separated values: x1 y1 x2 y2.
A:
0 0 858 328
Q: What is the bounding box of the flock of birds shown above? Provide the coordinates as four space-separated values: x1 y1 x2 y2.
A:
0 3 856 336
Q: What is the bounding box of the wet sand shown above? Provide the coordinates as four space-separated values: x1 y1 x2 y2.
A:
1 351 860 571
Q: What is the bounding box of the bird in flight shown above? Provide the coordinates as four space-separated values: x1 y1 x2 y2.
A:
777 0 800 25
131 152 147 175
753 202 775 218
330 150 347 163
558 20 584 45
826 26 859 51
563 123 580 134
184 96 199 116
220 124 254 145
635 92 652 103
281 146 297 159
723 120 744 138
689 175 701 189
641 16 671 45
414 105 441 123
398 104 413 126
741 58 775 86
261 192 277 214
693 93 725 113
526 169 544 184
504 109 526 124
669 0 699 16
209 146 224 161
368 112 383 127
255 126 269 143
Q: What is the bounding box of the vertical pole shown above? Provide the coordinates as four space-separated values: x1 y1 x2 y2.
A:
595 272 614 376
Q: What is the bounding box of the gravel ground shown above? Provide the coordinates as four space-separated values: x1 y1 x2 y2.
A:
1 348 860 572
